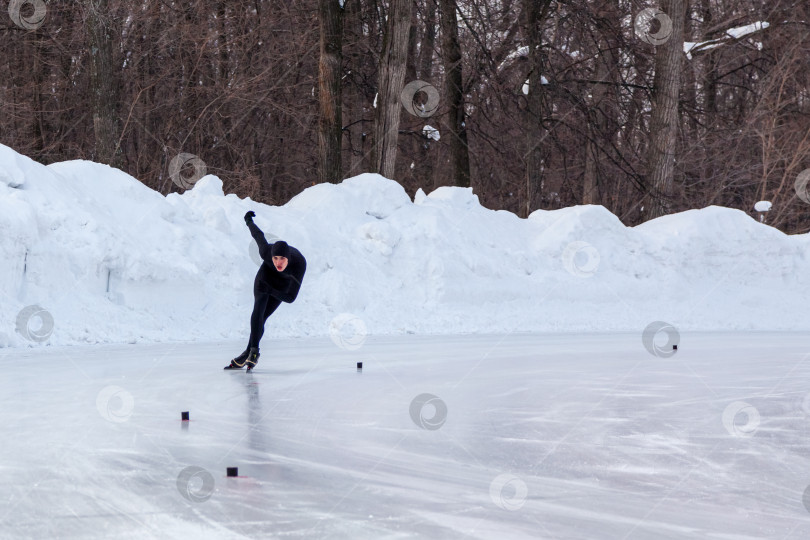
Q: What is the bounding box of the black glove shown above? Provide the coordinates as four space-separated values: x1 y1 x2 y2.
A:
244 211 256 224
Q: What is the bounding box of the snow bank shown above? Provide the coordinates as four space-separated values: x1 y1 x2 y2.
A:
2 143 809 348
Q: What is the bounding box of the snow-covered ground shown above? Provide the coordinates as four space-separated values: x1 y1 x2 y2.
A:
3 142 810 351
2 333 810 539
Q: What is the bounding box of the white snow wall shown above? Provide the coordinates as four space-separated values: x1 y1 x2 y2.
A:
2 143 810 348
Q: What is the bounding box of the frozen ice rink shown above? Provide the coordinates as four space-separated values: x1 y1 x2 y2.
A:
2 332 810 539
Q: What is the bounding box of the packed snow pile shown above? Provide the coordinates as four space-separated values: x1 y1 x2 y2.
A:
2 143 810 347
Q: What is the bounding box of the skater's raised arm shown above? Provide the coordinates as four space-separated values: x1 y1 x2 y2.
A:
244 211 271 260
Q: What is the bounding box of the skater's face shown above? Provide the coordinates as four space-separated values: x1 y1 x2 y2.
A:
272 256 288 272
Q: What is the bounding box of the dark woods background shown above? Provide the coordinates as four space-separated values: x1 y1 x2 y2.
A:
1 0 809 230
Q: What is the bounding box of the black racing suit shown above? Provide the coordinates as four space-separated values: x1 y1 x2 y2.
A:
246 220 306 349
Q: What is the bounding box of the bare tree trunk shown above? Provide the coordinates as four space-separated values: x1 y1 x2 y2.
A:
583 58 609 205
438 0 470 188
583 6 619 206
343 0 366 176
419 0 438 189
419 0 437 81
373 0 411 179
699 0 718 184
30 32 45 156
646 0 685 219
523 0 553 216
318 0 344 183
401 4 420 186
85 0 121 167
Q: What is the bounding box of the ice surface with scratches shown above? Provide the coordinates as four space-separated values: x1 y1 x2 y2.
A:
1 333 809 539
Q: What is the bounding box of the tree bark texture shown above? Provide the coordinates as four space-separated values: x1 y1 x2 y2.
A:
646 0 685 219
523 0 553 215
86 0 121 167
318 0 344 183
373 0 411 179
439 0 471 188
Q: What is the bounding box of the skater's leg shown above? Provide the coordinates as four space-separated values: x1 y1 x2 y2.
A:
262 296 283 326
225 293 270 370
248 296 281 349
248 293 272 349
243 265 283 370
246 297 281 371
